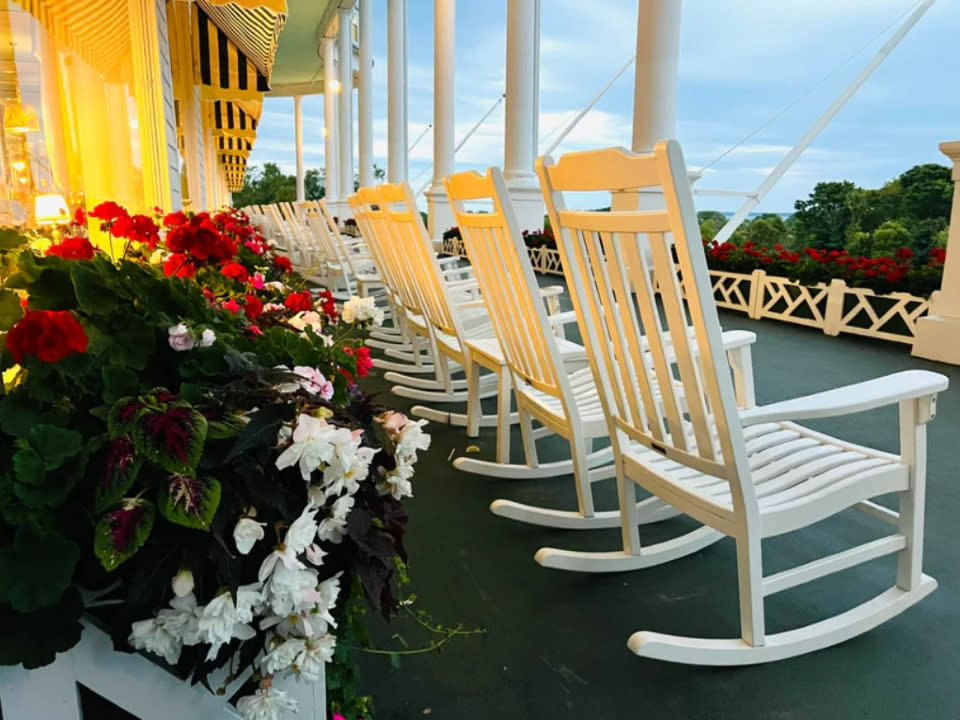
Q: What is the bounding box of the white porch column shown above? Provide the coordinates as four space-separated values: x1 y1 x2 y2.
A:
426 0 455 244
358 0 374 188
337 8 355 216
503 0 543 233
387 0 408 182
612 0 683 211
322 36 340 212
913 141 960 364
294 94 305 202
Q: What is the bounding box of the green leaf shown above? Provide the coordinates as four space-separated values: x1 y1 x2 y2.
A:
0 527 80 611
93 500 155 571
0 588 84 669
225 403 294 462
109 391 207 475
206 414 246 441
93 437 142 514
16 424 83 471
25 269 77 311
101 365 139 404
0 289 23 330
0 228 29 250
71 263 118 315
159 475 220 530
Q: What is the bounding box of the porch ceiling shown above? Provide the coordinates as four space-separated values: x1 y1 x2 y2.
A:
268 0 351 96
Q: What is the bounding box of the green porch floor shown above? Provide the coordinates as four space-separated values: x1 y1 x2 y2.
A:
355 295 960 719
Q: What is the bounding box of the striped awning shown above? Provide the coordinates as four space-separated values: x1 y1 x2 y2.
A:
210 100 261 139
196 0 287 86
15 0 131 79
217 136 253 156
195 3 272 100
219 154 248 168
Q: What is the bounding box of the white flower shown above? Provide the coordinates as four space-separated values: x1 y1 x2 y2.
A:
395 418 431 462
262 564 319 616
378 471 413 501
263 281 286 292
287 310 323 334
316 515 348 544
171 568 194 598
285 505 319 555
262 637 306 674
200 328 216 347
197 591 257 660
275 414 339 481
320 430 372 498
330 494 354 522
342 295 384 326
129 618 181 664
295 635 337 681
292 366 334 400
305 543 327 566
236 687 299 720
157 592 200 645
234 517 267 555
311 573 342 628
168 323 195 352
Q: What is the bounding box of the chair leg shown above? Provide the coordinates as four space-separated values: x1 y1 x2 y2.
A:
519 410 540 467
570 433 595 519
736 534 766 648
616 460 642 556
495 368 512 464
465 361 482 439
897 398 927 591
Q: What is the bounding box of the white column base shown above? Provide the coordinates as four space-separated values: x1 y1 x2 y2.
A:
912 314 960 364
426 185 456 250
325 199 348 221
505 180 545 234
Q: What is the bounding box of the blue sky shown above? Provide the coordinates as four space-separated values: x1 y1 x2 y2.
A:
250 0 959 213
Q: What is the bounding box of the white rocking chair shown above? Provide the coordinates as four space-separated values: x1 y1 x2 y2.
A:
537 140 948 665
445 167 755 525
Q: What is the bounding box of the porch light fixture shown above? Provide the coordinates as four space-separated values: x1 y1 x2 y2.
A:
329 78 341 93
3 100 40 133
34 193 69 225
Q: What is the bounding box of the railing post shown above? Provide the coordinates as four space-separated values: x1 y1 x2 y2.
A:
748 269 766 319
824 278 846 336
913 141 960 363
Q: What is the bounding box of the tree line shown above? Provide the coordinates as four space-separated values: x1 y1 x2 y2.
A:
700 162 953 263
232 163 385 208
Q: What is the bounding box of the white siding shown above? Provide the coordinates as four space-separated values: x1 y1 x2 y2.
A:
156 0 182 209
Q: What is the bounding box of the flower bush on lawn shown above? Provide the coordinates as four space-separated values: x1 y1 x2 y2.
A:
0 206 433 720
705 238 946 298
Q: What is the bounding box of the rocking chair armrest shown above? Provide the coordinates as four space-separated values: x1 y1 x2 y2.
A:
547 310 578 327
739 370 949 427
538 286 565 299
437 255 464 266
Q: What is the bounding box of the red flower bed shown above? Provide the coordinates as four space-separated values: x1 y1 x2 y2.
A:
705 239 945 297
6 309 89 364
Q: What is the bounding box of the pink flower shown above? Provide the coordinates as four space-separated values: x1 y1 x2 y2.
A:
222 298 241 314
252 272 265 290
293 366 334 400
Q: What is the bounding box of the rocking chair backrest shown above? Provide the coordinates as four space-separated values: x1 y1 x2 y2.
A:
376 182 464 340
348 193 388 283
358 186 424 316
296 201 334 266
316 199 361 275
538 141 753 512
445 168 570 400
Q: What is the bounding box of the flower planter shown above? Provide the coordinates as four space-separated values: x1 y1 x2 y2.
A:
709 269 930 345
0 621 325 720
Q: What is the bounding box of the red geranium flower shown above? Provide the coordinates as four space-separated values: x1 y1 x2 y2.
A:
163 210 189 228
317 289 337 321
895 247 913 262
5 310 88 364
163 253 196 278
930 247 946 264
73 207 87 226
243 294 263 320
46 236 96 260
284 291 313 313
273 255 293 274
221 262 251 283
110 213 160 248
89 201 128 223
343 345 373 378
